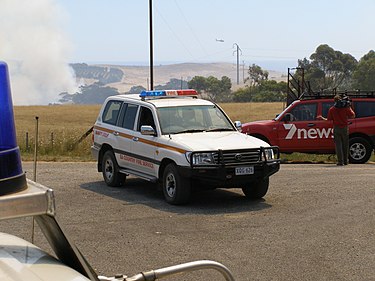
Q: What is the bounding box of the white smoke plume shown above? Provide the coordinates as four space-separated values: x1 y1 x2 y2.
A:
0 0 78 105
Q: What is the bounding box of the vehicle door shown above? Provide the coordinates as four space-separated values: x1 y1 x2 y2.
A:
115 103 139 170
276 102 327 152
98 99 123 160
352 99 375 137
130 106 158 177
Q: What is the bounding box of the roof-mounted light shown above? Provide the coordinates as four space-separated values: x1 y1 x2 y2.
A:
140 89 198 98
0 61 27 195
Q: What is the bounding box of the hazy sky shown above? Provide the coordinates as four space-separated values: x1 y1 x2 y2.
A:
57 0 375 66
1 0 375 105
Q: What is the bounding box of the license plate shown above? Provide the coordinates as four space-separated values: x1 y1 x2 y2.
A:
235 166 254 175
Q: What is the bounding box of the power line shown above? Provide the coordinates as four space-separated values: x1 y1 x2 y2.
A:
173 0 209 57
154 6 194 59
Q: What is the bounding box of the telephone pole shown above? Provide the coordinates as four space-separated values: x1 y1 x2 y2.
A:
233 43 242 85
149 0 154 90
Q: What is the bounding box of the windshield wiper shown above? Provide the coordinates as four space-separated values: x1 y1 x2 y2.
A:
206 128 234 132
174 129 205 134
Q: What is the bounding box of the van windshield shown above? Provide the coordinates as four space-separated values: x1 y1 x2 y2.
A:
157 105 234 135
274 102 297 121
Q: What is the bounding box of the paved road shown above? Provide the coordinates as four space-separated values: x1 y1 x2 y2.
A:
1 162 375 281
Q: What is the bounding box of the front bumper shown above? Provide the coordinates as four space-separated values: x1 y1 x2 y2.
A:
178 162 280 187
178 146 281 188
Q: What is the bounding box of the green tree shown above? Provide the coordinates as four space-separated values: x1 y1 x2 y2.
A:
233 80 287 102
155 78 188 90
297 44 358 91
245 64 269 86
187 76 207 93
188 75 232 102
234 64 285 102
352 50 375 90
59 82 119 104
128 85 146 94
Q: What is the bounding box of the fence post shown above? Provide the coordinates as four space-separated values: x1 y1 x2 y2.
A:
50 132 54 150
25 132 29 152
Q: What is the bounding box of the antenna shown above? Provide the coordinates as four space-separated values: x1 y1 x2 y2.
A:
0 61 27 195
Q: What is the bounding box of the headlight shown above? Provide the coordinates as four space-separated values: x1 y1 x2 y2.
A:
262 148 275 161
185 152 192 163
187 152 215 165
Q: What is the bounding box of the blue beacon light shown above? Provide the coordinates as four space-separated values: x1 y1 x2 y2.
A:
0 61 27 195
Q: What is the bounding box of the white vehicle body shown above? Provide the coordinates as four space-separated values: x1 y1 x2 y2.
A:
92 90 280 204
0 233 90 281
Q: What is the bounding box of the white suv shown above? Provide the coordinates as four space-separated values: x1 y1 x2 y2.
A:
92 90 280 204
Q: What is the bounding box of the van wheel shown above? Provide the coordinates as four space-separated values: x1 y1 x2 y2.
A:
242 177 269 199
349 137 372 164
163 163 191 205
102 150 125 186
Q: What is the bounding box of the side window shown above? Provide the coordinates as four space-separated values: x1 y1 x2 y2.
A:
354 101 375 118
137 107 156 131
289 103 317 121
118 103 138 130
322 102 334 118
102 100 122 125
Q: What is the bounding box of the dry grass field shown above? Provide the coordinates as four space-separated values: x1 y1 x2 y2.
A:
14 102 285 161
14 105 101 161
14 102 373 163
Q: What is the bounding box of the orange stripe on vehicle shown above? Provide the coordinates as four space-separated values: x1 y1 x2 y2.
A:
94 125 187 153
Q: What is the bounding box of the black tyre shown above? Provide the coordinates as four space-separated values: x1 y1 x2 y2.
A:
349 137 372 164
242 177 269 199
102 150 125 187
162 163 191 205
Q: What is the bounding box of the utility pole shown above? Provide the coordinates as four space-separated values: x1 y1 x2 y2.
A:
149 0 154 90
242 60 245 83
233 43 242 85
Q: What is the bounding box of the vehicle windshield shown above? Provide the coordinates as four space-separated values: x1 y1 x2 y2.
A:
274 102 296 121
157 105 234 135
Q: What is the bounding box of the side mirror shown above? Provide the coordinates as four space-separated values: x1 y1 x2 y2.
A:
141 125 156 136
234 121 242 132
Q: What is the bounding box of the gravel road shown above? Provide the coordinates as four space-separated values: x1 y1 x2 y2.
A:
1 162 375 281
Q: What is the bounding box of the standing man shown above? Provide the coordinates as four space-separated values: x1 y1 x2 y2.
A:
327 95 355 166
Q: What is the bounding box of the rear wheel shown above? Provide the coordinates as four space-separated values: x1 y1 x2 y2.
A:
242 177 269 199
162 163 191 205
349 137 372 164
102 150 125 187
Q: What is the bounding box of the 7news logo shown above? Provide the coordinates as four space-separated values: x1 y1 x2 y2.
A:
283 124 334 139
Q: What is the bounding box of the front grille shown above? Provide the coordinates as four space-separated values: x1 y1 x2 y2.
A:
212 149 261 165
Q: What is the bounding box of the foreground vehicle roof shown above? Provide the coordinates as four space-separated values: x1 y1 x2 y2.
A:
0 232 90 281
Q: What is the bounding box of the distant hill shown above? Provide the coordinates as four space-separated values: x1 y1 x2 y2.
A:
72 62 286 93
70 63 124 84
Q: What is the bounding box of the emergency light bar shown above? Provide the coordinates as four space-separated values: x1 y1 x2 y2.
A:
140 89 198 98
0 61 27 195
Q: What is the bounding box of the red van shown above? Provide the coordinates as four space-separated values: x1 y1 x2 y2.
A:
242 94 375 163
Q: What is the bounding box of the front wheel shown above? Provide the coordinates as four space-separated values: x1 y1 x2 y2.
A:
349 137 372 164
242 177 269 199
102 150 125 187
162 163 191 205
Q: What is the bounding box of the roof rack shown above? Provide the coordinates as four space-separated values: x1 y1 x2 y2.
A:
300 89 375 100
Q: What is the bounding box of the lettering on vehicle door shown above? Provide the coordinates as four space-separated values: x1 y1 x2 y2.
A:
283 124 333 139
